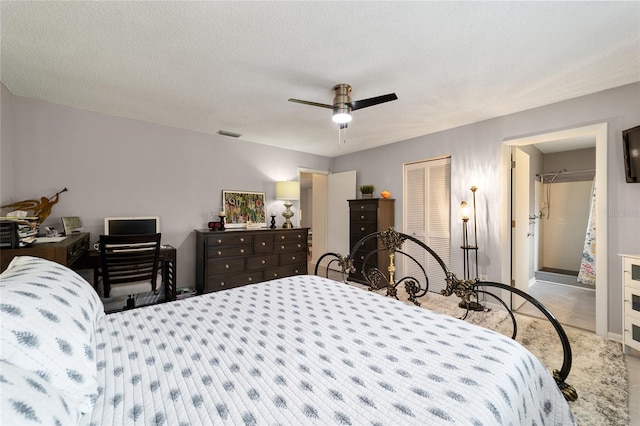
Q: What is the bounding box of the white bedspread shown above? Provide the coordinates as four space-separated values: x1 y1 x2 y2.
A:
84 275 574 425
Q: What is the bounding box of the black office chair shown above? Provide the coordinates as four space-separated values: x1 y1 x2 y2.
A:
98 233 162 310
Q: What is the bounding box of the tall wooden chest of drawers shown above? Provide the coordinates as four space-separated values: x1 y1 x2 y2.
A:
348 199 395 284
195 228 309 294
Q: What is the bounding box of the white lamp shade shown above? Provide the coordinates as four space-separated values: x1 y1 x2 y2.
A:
460 201 470 220
275 181 300 200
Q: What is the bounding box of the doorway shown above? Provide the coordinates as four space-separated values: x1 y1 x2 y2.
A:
501 123 608 337
299 168 356 272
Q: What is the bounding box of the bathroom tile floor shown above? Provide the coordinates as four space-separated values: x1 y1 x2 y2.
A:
517 280 595 332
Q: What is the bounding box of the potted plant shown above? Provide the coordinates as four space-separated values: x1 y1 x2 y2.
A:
360 184 375 199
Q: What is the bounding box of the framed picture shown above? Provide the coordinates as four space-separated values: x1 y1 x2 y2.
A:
222 190 267 229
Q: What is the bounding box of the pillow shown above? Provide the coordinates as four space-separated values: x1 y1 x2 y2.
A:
0 359 84 425
0 256 105 414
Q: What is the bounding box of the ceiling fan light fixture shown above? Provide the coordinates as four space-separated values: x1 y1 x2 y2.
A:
332 103 352 124
332 112 352 124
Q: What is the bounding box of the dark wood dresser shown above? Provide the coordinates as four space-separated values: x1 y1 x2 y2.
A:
0 232 90 273
195 228 309 294
348 198 395 284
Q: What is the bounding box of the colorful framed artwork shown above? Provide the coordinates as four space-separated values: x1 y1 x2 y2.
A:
222 190 267 229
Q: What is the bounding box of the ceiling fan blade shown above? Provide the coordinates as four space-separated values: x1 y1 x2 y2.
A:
350 93 398 111
288 98 333 109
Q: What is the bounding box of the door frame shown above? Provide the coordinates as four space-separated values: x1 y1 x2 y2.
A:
500 123 608 337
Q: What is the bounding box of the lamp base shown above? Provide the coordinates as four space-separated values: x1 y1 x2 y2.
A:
281 200 294 229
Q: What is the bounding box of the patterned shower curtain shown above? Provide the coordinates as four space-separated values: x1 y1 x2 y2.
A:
578 180 596 285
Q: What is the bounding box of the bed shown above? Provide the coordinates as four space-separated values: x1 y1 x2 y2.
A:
1 252 575 425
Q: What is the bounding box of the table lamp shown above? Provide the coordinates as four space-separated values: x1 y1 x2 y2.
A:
275 181 300 229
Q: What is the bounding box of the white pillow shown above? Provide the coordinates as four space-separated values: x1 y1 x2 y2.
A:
0 256 105 414
0 359 84 425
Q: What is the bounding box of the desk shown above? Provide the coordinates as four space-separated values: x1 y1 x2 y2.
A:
80 246 178 302
0 233 90 273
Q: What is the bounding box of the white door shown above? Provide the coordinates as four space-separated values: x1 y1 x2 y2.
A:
310 173 328 264
403 157 451 294
512 147 530 308
327 170 356 257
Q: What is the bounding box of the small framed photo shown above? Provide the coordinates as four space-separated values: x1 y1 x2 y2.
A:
222 190 267 229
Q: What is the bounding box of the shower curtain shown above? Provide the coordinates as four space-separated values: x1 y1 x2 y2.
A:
578 180 596 285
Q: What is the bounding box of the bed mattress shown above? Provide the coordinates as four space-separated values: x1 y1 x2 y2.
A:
83 275 574 425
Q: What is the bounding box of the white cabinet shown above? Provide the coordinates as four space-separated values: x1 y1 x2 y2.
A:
622 254 640 354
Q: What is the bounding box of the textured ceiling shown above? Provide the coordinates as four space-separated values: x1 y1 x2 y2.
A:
2 1 639 158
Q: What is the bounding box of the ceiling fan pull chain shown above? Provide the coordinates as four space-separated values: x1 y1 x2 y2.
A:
338 126 347 146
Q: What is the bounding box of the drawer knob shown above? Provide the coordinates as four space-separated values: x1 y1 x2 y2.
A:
281 245 285 249
281 235 285 240
360 215 365 220
360 255 365 260
361 227 365 232
217 251 222 256
360 205 365 209
274 273 278 277
240 249 245 254
261 242 266 246
294 269 299 273
217 239 222 243
225 264 230 269
297 243 301 248
297 234 302 239
221 282 225 286
248 277 252 282
240 237 245 242
261 259 266 264
292 256 296 260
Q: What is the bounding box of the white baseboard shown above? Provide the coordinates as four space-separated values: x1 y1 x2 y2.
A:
607 332 623 343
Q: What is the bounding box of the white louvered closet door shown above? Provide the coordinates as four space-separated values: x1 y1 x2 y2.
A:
403 157 451 294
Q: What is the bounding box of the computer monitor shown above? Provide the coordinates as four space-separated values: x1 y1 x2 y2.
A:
104 216 160 236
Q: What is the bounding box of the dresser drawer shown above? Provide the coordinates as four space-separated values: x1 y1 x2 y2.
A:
275 240 306 253
350 201 378 212
279 251 305 266
67 234 90 265
206 234 253 246
206 271 263 292
264 264 306 280
208 257 245 275
352 247 378 265
624 315 640 352
207 245 252 258
246 254 279 270
350 237 377 252
624 286 640 321
274 230 307 242
623 257 640 290
254 235 274 254
350 210 377 222
351 222 378 237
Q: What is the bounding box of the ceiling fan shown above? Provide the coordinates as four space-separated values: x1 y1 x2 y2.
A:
288 84 398 129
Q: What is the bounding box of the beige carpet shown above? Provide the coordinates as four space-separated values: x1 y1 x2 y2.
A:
347 282 629 426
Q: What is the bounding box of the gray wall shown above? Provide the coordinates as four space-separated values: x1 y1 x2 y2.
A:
1 84 15 202
332 82 640 335
2 81 639 335
0 85 332 286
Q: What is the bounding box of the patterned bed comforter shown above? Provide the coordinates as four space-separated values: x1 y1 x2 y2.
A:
83 275 575 425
